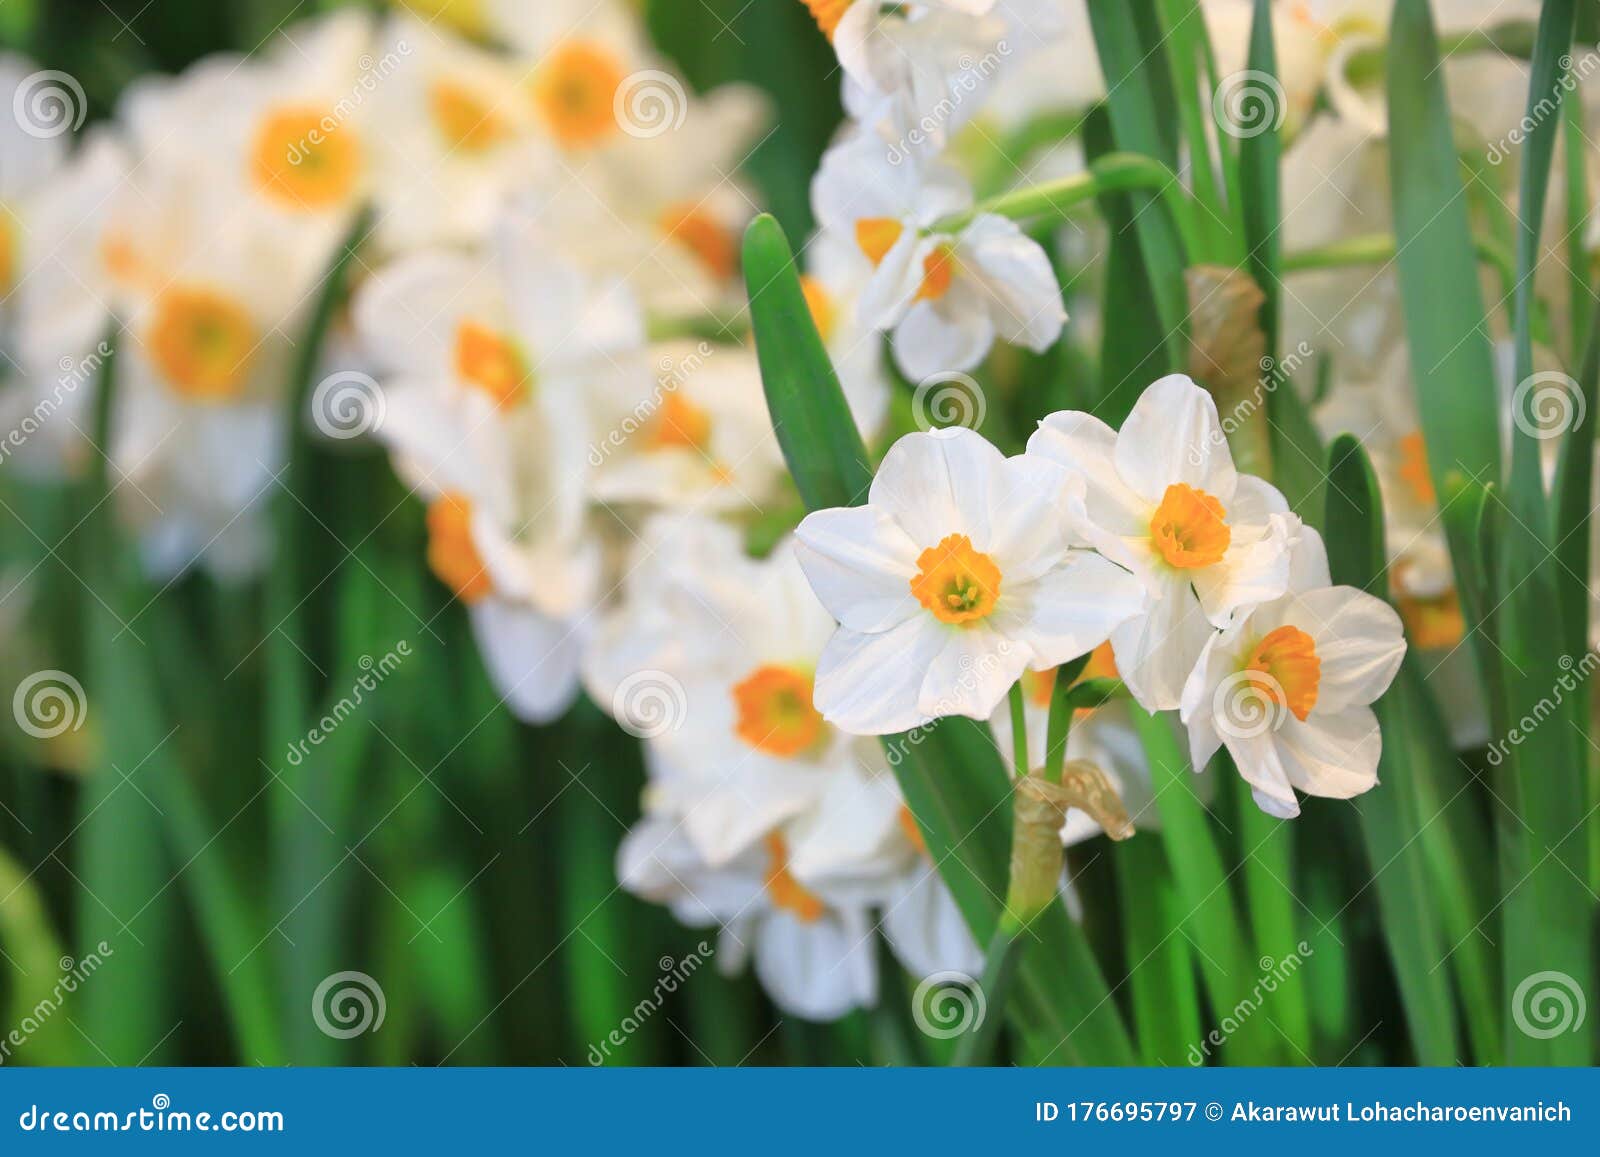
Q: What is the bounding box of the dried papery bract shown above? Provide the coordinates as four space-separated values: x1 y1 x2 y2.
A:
1006 761 1133 923
1186 265 1271 478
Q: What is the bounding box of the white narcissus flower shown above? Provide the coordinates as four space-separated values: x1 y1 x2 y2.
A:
352 208 631 721
1179 527 1406 818
813 134 1065 380
1028 374 1300 712
799 232 892 443
583 517 890 868
365 15 548 255
587 339 786 514
794 426 1147 735
619 813 879 1022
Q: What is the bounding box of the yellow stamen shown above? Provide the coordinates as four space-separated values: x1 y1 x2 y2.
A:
764 834 825 923
250 107 362 211
854 216 903 266
0 208 15 293
429 79 511 153
910 534 1002 625
731 665 825 757
426 492 493 604
531 40 625 148
147 287 258 401
1397 431 1436 507
454 321 530 409
1243 625 1321 722
1149 483 1231 570
646 391 714 453
799 275 837 343
916 244 957 302
800 0 854 40
658 202 738 282
1396 588 1465 650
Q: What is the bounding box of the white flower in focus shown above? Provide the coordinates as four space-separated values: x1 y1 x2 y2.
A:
619 814 879 1021
1178 527 1406 818
1027 374 1299 711
794 426 1147 735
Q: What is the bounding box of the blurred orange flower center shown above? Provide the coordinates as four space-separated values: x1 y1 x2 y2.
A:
0 210 15 293
855 217 903 266
801 0 855 40
1150 483 1230 569
430 80 511 153
645 391 714 453
799 275 837 342
897 806 927 856
251 107 362 211
658 203 737 281
1396 587 1465 650
426 493 493 604
916 244 957 302
1243 625 1321 722
764 834 825 923
911 534 1002 624
732 665 824 757
148 287 258 401
1397 431 1436 507
455 321 530 408
533 40 625 147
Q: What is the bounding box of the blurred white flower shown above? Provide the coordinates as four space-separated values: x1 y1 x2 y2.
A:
1179 527 1405 818
353 205 634 719
1028 374 1300 711
794 426 1146 734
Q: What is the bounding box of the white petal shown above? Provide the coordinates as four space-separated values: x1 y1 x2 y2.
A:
1274 706 1384 803
468 598 584 723
794 505 921 633
917 624 1032 721
814 618 947 735
1111 574 1217 712
1295 587 1407 712
1287 523 1333 591
890 296 995 380
985 453 1076 583
1027 409 1151 542
753 909 877 1021
882 866 984 978
1191 512 1297 627
1115 374 1236 503
959 214 1066 352
995 552 1146 668
868 426 1008 549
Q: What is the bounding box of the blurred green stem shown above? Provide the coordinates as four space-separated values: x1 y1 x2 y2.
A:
951 917 1024 1066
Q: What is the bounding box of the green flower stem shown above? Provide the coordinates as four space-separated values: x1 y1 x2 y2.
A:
1043 678 1073 787
934 153 1207 263
951 916 1026 1066
1283 232 1515 296
1008 682 1030 779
